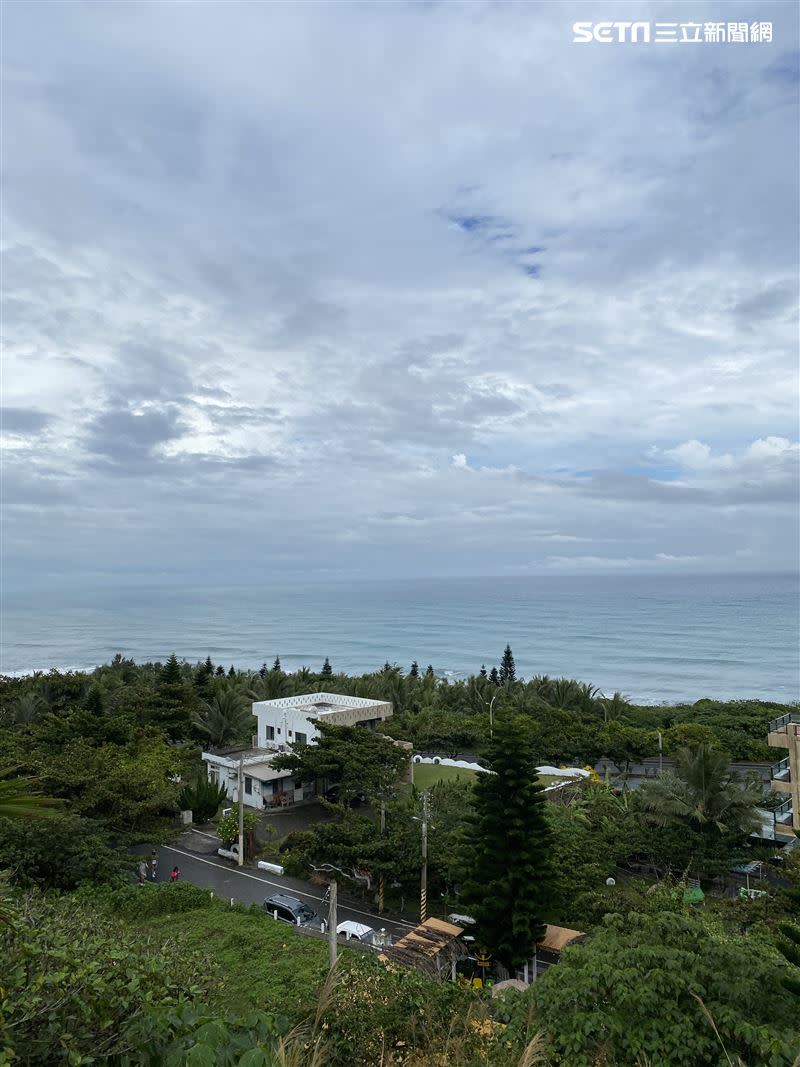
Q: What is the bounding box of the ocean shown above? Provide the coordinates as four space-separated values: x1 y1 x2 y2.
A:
2 572 798 705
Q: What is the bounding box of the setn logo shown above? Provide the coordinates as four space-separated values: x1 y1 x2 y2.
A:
573 22 651 43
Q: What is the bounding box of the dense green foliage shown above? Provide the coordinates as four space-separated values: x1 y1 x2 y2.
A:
178 775 230 823
520 907 799 1065
459 714 555 970
0 812 126 889
1 889 212 1065
272 722 410 807
1 653 797 1065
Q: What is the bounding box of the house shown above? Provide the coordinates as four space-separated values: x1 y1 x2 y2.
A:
202 692 393 809
767 711 800 838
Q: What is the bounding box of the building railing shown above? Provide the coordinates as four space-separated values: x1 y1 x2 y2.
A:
768 712 800 734
773 797 793 826
772 756 792 782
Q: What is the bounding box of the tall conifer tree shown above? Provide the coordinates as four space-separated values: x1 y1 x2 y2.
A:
499 644 516 684
459 713 555 971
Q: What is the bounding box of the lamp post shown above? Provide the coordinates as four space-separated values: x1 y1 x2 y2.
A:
486 693 498 740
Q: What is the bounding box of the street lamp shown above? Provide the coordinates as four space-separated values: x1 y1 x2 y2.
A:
486 693 498 740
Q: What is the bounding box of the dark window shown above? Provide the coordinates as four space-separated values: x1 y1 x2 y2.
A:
288 730 293 738
295 780 302 791
264 725 275 741
277 727 281 735
296 731 307 745
244 776 253 795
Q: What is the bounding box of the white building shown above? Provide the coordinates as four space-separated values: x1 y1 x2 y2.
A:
202 692 393 810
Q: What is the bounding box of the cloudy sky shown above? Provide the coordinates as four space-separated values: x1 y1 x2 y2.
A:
3 0 798 589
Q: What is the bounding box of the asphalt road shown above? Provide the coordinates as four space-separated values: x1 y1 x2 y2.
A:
156 844 417 941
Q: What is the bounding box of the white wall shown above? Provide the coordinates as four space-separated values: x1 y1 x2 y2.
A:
256 706 319 748
205 757 304 810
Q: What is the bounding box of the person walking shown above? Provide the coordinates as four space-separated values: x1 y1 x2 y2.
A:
137 861 148 885
150 853 158 881
170 865 180 882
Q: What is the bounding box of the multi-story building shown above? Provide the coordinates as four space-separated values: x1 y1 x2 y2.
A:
768 711 800 838
202 692 393 810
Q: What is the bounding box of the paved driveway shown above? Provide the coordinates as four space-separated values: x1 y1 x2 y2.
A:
157 844 417 942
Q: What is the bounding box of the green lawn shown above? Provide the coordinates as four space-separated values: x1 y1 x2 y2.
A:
411 763 566 790
411 763 479 789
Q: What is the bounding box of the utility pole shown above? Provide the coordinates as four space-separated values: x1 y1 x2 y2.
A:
237 756 245 867
379 794 386 914
328 878 338 969
657 731 663 778
420 790 429 923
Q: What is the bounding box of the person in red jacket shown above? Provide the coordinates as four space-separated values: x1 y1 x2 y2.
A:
170 866 180 882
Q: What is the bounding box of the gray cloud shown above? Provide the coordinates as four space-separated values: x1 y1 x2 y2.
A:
2 1 798 584
1 407 52 435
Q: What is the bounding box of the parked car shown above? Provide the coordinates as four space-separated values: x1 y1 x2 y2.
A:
324 784 367 806
263 893 322 929
336 920 378 945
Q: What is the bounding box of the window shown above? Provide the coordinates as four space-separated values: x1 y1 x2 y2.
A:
296 731 307 745
264 725 275 741
295 780 303 791
244 775 253 795
277 727 281 735
288 730 293 738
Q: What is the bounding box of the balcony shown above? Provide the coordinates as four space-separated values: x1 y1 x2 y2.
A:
773 797 795 839
771 755 792 794
768 712 800 749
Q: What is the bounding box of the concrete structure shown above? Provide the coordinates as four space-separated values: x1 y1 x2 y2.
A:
768 711 800 837
202 692 393 810
251 692 392 750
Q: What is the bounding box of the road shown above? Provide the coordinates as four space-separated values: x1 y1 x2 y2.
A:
156 845 417 941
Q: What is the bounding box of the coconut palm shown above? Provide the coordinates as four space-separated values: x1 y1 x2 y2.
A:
637 744 763 837
598 690 631 722
246 670 289 702
190 689 255 748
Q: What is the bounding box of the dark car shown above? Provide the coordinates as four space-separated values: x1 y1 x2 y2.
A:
263 893 322 929
323 783 367 806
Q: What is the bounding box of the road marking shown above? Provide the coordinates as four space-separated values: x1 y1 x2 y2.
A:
161 846 416 930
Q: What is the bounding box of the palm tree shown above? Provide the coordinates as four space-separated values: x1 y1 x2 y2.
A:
0 767 60 818
599 691 631 722
8 692 48 725
246 670 289 702
190 690 255 748
638 744 763 838
549 678 581 711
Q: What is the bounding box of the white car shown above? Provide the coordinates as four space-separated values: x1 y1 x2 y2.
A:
336 920 379 945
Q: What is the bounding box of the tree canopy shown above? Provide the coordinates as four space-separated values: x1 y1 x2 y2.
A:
459 713 555 970
271 722 409 806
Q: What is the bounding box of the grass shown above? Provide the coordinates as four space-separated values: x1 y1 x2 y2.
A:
412 763 480 789
135 900 353 1020
411 763 565 790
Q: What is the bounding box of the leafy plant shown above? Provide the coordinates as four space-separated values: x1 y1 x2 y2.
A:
178 775 229 823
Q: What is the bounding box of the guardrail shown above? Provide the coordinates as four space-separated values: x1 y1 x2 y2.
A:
769 712 800 733
773 797 793 825
772 756 791 781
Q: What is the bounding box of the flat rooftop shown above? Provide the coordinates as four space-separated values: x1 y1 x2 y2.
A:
252 692 391 717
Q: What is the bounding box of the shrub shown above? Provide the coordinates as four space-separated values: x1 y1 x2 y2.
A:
0 889 214 1065
80 880 214 919
177 776 229 823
